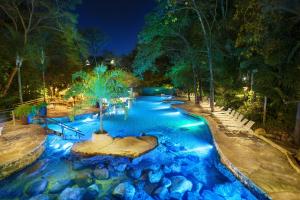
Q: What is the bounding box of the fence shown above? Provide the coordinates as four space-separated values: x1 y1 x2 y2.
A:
0 98 44 124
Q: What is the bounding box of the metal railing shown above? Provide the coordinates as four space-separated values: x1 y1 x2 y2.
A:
45 117 84 140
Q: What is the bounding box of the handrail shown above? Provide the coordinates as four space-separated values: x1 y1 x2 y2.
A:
45 118 84 139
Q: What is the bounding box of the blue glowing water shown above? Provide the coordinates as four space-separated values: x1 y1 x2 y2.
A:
0 96 263 200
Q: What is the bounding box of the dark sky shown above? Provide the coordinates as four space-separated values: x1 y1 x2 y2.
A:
76 0 156 56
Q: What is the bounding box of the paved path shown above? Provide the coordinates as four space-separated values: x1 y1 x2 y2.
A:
174 98 300 200
0 123 46 180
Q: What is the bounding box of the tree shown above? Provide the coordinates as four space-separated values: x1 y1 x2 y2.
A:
0 0 82 101
81 28 108 65
67 65 132 134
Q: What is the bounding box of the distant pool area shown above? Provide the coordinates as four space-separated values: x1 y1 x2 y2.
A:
0 96 263 200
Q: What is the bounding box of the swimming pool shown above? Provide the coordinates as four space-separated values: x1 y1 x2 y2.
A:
0 96 262 200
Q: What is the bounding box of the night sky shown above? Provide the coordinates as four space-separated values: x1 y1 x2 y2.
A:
76 0 156 56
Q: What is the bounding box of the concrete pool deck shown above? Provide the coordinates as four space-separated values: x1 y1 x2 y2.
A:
0 122 46 180
72 133 158 158
173 98 300 200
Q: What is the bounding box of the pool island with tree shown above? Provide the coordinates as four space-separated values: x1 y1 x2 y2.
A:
0 0 300 200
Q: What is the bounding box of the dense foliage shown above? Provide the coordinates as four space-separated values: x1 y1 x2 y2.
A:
133 0 300 144
0 0 87 107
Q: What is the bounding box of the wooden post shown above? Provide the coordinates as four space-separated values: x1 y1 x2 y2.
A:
263 96 267 126
12 111 16 126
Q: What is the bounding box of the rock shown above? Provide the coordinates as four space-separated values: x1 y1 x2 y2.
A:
93 168 109 180
74 172 94 187
186 192 201 200
169 176 193 199
83 184 100 200
169 163 181 173
26 179 48 196
153 186 169 199
49 179 74 194
59 187 86 200
161 177 171 188
148 170 163 183
115 163 127 172
134 190 154 200
134 181 146 190
0 184 23 198
29 194 50 200
201 190 225 200
254 128 266 136
147 164 161 171
128 168 142 179
162 165 172 174
192 182 203 193
112 182 136 200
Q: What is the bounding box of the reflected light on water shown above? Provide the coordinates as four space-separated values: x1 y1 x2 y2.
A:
163 111 181 116
180 121 205 128
152 105 170 110
181 145 213 155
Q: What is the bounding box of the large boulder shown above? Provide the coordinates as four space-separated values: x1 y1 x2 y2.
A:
169 176 193 199
59 187 86 200
153 186 169 199
26 179 48 196
93 168 109 180
148 170 163 183
83 184 100 200
128 168 142 179
115 163 127 172
161 177 171 188
29 194 50 200
112 182 136 200
186 192 201 200
169 163 181 173
201 190 225 200
74 172 94 187
134 190 155 200
49 179 74 194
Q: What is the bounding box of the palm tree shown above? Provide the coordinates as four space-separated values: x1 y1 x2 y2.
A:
68 64 131 134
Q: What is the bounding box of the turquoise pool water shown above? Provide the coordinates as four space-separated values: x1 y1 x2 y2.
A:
0 96 264 200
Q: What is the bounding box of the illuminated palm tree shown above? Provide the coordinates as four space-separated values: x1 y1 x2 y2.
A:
68 64 130 134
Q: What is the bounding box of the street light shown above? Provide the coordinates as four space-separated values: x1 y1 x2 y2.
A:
85 59 90 66
110 59 115 65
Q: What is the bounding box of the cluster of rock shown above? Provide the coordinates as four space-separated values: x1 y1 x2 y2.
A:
0 137 256 200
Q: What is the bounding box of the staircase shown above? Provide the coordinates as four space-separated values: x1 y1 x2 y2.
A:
45 118 84 140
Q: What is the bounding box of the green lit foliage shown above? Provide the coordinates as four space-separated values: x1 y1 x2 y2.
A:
66 65 132 133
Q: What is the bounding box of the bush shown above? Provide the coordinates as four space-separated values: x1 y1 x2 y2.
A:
14 104 36 118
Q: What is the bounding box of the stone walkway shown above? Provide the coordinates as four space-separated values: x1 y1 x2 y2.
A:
72 134 158 158
0 123 46 180
47 105 99 118
173 98 300 200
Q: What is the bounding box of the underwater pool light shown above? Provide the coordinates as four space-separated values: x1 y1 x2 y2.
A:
83 117 93 122
163 111 181 116
181 145 213 155
152 105 170 110
180 121 205 128
62 142 73 150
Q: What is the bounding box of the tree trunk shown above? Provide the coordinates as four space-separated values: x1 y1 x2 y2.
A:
1 67 17 97
263 96 267 126
17 66 23 103
42 70 46 102
198 79 203 102
207 45 214 112
191 63 199 104
187 90 191 101
294 102 300 145
99 99 103 133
